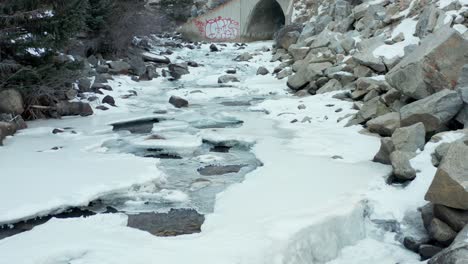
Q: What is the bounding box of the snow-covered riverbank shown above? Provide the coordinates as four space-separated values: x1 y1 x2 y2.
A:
0 41 429 263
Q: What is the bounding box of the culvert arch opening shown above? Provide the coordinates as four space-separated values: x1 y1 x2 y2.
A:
245 0 286 40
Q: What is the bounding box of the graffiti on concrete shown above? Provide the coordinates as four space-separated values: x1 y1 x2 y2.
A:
194 16 240 40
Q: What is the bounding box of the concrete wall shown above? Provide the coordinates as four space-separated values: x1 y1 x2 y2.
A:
179 0 293 42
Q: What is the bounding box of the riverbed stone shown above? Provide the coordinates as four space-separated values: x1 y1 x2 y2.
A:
400 89 463 133
169 96 188 108
390 151 417 181
168 63 190 79
218 75 240 84
257 67 269 75
431 142 451 167
367 112 401 137
102 95 116 106
425 139 468 210
386 28 468 100
391 123 426 153
109 60 131 74
0 89 24 115
127 209 205 237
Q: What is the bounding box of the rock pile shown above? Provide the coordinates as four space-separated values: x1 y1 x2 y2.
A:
277 0 468 261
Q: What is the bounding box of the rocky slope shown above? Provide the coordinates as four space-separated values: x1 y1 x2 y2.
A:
271 0 467 261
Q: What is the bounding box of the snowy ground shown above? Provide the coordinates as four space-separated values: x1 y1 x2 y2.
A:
0 41 436 264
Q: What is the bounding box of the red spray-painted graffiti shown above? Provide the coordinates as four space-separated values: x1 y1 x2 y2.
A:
194 16 240 40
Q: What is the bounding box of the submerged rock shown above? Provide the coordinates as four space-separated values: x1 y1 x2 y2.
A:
169 96 189 108
197 164 246 176
127 209 204 237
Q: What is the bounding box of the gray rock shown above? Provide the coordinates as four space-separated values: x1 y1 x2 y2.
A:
275 24 301 49
433 204 468 232
168 63 190 80
386 28 468 100
0 89 24 115
340 36 356 53
127 209 204 237
390 151 417 181
0 121 17 145
391 123 426 153
128 55 146 76
353 96 390 124
56 101 93 117
373 137 395 165
169 96 188 108
197 164 245 176
96 65 109 74
277 68 292 80
457 65 468 89
428 225 468 264
316 79 343 94
256 67 269 76
429 218 457 245
209 44 218 52
142 52 171 64
456 105 468 128
108 60 131 74
425 140 468 210
421 203 435 231
218 75 240 84
78 78 92 92
367 112 401 137
403 236 431 253
287 63 328 91
415 5 444 38
363 89 380 102
381 88 401 106
234 52 253 62
288 44 310 61
353 65 373 77
419 244 444 260
400 89 464 133
432 142 451 167
102 95 116 106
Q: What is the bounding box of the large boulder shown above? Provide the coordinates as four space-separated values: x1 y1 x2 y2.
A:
391 122 426 153
428 225 468 264
275 24 303 50
400 89 463 133
0 89 24 115
287 63 329 91
425 139 468 210
386 28 468 100
367 112 401 137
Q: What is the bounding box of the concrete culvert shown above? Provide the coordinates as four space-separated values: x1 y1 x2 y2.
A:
245 0 286 40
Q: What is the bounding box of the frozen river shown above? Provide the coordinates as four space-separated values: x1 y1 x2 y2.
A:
0 40 424 263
